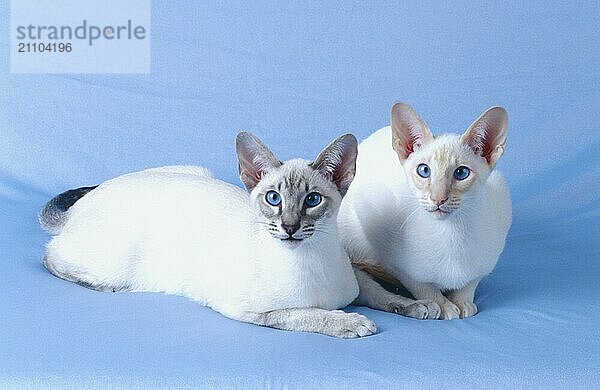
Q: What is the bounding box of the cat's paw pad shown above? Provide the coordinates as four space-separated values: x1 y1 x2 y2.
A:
326 312 377 338
439 300 461 320
389 299 440 320
454 301 478 318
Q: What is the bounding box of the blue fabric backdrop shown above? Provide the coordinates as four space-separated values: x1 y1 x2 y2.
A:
1 1 599 388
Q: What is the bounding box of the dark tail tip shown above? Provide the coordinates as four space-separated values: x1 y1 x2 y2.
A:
39 186 98 234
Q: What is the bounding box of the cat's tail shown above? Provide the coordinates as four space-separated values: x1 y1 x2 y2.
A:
39 186 98 235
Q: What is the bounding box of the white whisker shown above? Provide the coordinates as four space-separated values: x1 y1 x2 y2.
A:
398 207 420 232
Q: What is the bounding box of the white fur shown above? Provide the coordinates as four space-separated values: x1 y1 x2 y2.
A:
44 163 374 337
339 125 512 319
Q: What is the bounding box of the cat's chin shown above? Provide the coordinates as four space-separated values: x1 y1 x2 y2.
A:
427 209 453 219
279 238 304 249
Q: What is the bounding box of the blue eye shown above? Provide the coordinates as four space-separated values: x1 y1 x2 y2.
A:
454 166 470 180
416 163 431 178
265 191 282 206
305 192 322 207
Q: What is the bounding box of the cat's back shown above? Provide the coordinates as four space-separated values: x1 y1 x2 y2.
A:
343 126 407 212
62 165 253 246
353 126 403 186
339 127 406 261
101 165 227 193
81 165 248 214
484 170 512 233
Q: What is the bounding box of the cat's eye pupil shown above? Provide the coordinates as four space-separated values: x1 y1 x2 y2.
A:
417 163 430 178
454 166 470 180
305 192 322 207
265 191 281 206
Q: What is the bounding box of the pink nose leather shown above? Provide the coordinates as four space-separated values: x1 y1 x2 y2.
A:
432 196 449 206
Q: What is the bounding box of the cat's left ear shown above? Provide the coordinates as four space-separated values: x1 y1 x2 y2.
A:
236 132 282 191
311 134 358 196
461 107 508 168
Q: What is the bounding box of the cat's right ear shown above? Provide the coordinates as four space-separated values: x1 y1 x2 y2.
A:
391 102 434 161
236 132 282 191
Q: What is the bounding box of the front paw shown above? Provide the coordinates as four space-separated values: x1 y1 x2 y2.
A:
454 301 478 318
325 311 377 339
388 299 440 320
439 300 461 320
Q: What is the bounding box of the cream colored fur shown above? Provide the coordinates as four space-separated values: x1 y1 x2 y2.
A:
339 103 512 319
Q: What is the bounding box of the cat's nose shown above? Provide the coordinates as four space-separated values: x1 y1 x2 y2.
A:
431 196 449 206
281 223 300 236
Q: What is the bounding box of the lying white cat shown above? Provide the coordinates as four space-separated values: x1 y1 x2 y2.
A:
40 132 376 338
339 103 512 319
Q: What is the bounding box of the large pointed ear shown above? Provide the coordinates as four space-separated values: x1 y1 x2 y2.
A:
310 134 358 196
236 132 282 191
391 102 434 161
460 106 508 168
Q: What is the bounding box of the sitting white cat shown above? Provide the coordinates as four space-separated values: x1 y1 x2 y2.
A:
339 103 512 320
40 132 376 338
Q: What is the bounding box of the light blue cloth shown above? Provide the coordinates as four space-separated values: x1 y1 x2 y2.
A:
1 2 599 388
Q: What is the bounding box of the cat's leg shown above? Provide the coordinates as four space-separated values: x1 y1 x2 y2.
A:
353 267 440 319
445 278 480 318
400 277 461 320
236 307 377 339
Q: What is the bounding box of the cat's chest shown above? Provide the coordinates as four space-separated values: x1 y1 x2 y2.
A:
394 217 495 289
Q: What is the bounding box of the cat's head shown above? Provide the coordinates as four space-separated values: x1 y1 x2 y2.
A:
236 132 357 246
391 102 508 218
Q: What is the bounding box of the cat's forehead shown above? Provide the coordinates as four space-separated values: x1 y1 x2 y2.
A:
420 134 474 165
268 159 327 192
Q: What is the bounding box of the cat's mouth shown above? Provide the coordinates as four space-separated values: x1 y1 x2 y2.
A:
267 231 307 243
425 206 453 217
268 226 315 244
281 237 303 242
420 198 458 217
